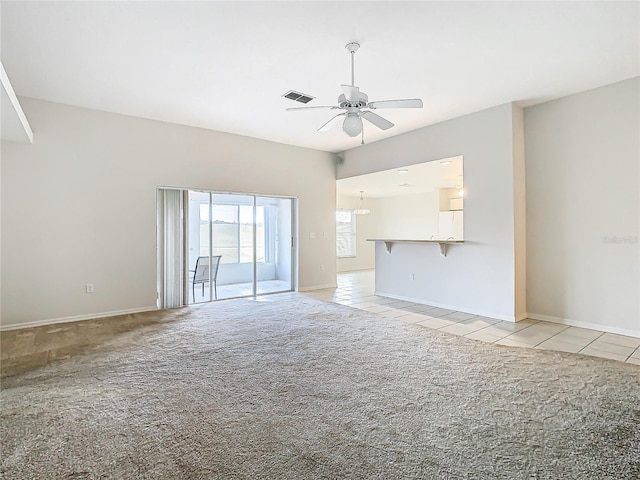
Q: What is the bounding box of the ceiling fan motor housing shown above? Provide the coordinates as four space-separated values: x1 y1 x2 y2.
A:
338 92 368 109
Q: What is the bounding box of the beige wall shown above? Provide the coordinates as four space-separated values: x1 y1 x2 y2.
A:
1 98 337 329
524 78 639 336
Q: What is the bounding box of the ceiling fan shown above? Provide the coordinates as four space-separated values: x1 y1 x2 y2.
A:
286 42 423 143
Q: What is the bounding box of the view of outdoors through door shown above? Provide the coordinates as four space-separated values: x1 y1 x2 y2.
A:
256 196 293 296
187 191 293 304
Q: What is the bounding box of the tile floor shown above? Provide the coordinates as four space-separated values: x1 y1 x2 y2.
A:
304 270 640 365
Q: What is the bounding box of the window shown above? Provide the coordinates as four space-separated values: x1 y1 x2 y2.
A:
203 204 266 264
336 210 356 258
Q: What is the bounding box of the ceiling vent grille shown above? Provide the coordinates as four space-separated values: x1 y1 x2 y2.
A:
283 90 315 104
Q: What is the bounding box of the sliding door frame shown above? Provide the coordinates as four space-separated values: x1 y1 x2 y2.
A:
158 186 297 308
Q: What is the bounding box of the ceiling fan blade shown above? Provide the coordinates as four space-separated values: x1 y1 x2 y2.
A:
318 113 346 132
367 99 423 109
341 85 360 102
362 111 394 130
286 105 340 111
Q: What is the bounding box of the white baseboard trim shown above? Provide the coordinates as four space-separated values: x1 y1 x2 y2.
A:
0 306 158 332
298 283 337 292
527 313 640 338
374 291 517 323
515 312 528 322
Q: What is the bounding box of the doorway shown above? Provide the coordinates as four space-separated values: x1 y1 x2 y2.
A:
158 188 296 308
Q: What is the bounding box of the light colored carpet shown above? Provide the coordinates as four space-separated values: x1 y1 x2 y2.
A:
1 296 639 479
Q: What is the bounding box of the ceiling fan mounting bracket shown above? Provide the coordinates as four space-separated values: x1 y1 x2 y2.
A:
345 42 360 54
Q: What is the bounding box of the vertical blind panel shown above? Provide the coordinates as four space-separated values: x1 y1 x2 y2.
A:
162 189 184 308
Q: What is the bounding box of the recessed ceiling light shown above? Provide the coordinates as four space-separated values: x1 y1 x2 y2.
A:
440 160 453 166
397 169 408 174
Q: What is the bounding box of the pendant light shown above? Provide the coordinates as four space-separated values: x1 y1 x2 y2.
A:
343 111 363 137
353 190 370 215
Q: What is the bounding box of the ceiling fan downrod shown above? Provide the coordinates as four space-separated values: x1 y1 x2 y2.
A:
346 42 360 87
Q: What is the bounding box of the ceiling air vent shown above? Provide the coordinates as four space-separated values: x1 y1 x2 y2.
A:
283 90 315 104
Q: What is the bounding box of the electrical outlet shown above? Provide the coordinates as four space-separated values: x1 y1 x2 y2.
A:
410 274 415 281
85 283 94 293
320 264 325 271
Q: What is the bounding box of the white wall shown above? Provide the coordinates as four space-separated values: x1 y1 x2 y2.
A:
373 192 440 240
524 78 639 336
1 98 336 329
339 103 525 321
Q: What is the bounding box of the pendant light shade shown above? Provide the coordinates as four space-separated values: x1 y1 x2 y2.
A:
343 113 363 137
354 190 370 215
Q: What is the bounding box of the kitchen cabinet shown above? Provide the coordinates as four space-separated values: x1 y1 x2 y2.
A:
450 197 463 210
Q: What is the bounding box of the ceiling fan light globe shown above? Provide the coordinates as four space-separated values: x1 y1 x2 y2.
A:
343 114 363 137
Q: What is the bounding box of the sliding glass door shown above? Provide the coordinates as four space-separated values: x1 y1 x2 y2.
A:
256 196 293 295
176 189 294 305
187 191 214 303
210 193 255 301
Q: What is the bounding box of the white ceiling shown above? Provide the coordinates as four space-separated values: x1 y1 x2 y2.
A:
337 155 463 198
1 1 638 153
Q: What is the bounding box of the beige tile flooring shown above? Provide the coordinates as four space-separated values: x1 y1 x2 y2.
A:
305 270 640 366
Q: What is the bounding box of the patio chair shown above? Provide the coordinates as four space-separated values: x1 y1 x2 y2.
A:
192 255 222 301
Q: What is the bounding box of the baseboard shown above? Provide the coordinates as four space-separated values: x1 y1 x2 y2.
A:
515 312 528 322
298 283 338 292
527 312 640 338
374 291 517 322
0 306 158 332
